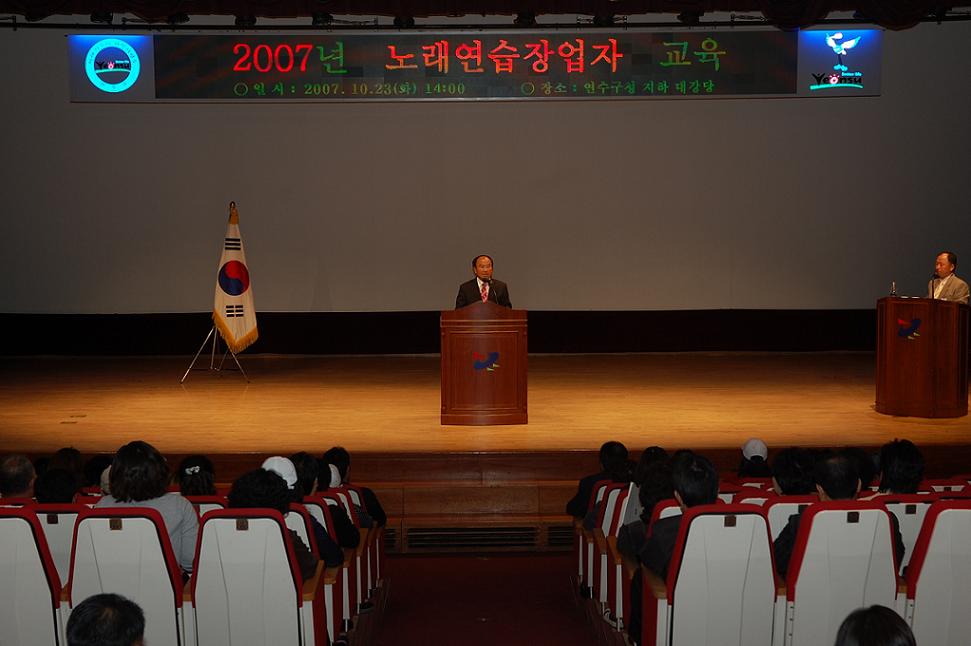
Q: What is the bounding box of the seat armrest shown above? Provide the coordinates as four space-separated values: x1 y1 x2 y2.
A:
774 572 786 597
184 578 193 603
896 575 907 595
303 561 325 601
642 565 667 601
620 552 640 579
323 566 341 586
342 548 354 568
594 528 607 552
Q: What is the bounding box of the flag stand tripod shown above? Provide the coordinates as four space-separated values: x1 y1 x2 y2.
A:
180 325 249 384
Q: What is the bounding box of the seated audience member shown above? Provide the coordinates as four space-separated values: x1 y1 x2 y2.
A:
228 468 319 581
774 453 904 577
67 593 145 646
34 468 81 503
641 452 720 578
177 454 217 496
99 466 111 495
566 441 629 518
263 454 343 567
624 446 669 523
617 461 674 561
82 454 113 490
738 438 772 478
582 456 633 530
323 446 382 527
627 452 719 644
0 453 36 499
96 441 199 574
843 446 878 491
49 447 84 482
869 439 924 497
771 447 817 495
834 605 916 646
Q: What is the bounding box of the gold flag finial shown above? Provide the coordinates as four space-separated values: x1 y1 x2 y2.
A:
228 201 239 224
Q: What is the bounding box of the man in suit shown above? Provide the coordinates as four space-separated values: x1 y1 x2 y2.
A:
455 254 512 308
928 251 970 304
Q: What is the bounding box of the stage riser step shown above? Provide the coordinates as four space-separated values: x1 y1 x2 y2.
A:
386 523 573 553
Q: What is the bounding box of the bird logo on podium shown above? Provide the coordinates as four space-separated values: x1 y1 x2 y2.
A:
897 318 921 340
473 352 500 371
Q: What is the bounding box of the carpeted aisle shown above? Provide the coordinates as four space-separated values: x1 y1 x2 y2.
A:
374 553 595 646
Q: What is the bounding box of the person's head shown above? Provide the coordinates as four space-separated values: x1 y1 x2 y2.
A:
842 447 877 490
598 441 629 474
935 251 958 279
290 451 319 497
0 453 36 498
877 439 924 494
228 468 291 515
671 452 719 508
49 447 84 479
814 454 861 501
108 441 170 503
633 446 668 485
261 456 299 501
34 468 81 503
82 455 113 488
834 605 915 646
177 455 216 496
66 592 145 646
771 447 816 495
738 438 772 477
472 254 494 281
638 462 674 523
322 446 351 482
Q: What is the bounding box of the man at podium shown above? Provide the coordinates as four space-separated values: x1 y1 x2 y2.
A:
928 251 969 304
455 254 512 309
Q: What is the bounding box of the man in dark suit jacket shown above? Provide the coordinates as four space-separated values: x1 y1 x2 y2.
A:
455 254 512 308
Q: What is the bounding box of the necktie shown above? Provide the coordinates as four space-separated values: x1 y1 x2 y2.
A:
480 282 489 302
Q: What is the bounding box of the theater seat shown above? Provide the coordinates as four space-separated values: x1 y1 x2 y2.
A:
184 495 227 518
0 508 63 646
191 509 327 646
28 502 86 588
300 498 346 644
879 493 939 571
67 507 186 646
904 500 971 646
764 495 817 541
592 482 630 625
641 504 776 646
781 501 900 646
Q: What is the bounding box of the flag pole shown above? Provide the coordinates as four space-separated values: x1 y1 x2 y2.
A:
181 200 256 383
180 326 250 383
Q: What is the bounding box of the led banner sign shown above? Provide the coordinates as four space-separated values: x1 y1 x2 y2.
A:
67 29 881 103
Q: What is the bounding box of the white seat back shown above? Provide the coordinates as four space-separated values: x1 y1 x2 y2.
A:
670 507 775 646
906 502 971 646
285 509 313 552
786 504 898 646
33 505 84 586
70 510 183 646
0 510 61 646
765 498 814 540
193 512 302 646
599 485 627 535
882 498 934 570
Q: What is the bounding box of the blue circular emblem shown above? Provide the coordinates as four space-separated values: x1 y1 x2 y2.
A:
84 38 140 93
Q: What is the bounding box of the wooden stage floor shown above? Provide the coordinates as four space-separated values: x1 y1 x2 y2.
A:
1 353 969 456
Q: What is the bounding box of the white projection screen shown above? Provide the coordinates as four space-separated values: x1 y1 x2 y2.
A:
0 21 969 314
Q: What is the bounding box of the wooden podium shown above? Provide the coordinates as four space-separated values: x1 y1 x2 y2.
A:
876 297 969 418
440 302 527 425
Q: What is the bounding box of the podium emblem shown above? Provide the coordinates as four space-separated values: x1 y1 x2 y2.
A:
473 351 500 371
897 318 921 340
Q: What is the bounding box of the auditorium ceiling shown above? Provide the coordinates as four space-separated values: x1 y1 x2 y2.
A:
1 1 970 30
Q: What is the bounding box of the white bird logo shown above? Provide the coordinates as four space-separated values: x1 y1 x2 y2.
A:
825 32 861 71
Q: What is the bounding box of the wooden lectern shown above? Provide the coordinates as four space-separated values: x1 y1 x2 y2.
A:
876 297 969 418
440 302 527 425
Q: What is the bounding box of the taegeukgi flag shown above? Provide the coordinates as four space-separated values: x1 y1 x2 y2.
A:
213 202 258 353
